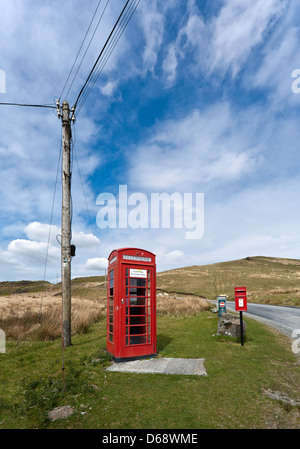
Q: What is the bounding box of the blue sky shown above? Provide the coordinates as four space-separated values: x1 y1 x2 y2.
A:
1 0 300 281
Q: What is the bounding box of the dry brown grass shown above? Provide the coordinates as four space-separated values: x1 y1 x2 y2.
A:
0 292 107 341
0 288 211 341
157 291 211 316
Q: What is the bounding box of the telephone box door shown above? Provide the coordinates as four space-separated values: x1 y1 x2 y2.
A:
120 264 156 359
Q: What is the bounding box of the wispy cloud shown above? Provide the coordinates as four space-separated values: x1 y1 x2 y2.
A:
128 105 262 191
1 0 300 280
208 0 286 76
161 0 286 84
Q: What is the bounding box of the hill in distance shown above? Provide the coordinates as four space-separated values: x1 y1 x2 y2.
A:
157 256 300 306
0 256 299 307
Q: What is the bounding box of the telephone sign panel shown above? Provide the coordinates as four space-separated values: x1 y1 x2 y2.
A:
106 248 157 362
235 286 247 312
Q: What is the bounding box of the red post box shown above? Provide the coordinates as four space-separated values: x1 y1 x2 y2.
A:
106 247 157 362
235 286 247 312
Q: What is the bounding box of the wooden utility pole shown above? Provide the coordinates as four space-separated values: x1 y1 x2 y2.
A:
61 100 72 347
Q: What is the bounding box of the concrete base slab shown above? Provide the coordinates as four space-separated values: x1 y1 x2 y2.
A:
106 357 207 376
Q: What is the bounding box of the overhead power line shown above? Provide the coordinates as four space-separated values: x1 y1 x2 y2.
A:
39 128 63 321
0 0 140 117
0 102 56 109
75 0 140 116
73 0 140 115
59 0 110 102
73 0 130 111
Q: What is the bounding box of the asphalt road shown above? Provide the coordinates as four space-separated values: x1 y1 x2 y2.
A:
223 301 300 338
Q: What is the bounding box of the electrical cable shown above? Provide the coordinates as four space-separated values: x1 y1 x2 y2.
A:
75 0 140 116
74 0 135 113
38 130 63 321
73 0 131 112
63 0 110 102
76 0 140 116
59 0 103 100
0 102 56 109
71 122 100 241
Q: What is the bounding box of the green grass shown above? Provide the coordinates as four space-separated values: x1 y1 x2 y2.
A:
157 256 300 306
0 313 299 429
0 258 299 428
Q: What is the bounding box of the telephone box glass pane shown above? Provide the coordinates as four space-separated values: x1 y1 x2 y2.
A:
130 316 147 325
130 325 146 334
130 297 146 306
130 306 146 315
130 278 146 287
130 335 147 345
124 266 153 346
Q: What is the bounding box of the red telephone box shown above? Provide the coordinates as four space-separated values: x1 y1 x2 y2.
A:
235 286 247 311
106 248 157 362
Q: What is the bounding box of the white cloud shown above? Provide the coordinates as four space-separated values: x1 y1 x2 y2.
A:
162 44 178 87
100 80 118 97
0 221 102 280
199 176 300 264
85 257 108 271
25 221 100 248
140 6 164 74
7 239 59 265
128 105 262 190
250 25 300 109
156 249 184 265
1 0 300 282
162 0 286 84
209 0 285 77
25 222 59 244
72 231 101 249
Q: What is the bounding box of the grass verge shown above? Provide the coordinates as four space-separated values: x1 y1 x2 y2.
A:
0 312 299 429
